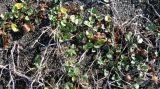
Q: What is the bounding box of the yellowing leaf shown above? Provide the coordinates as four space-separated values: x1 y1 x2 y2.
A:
105 15 112 22
60 7 67 14
15 3 23 9
11 23 19 32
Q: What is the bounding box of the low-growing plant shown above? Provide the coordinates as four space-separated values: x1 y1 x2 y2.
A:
0 0 160 89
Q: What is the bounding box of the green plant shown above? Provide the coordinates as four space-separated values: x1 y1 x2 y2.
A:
65 44 76 57
64 61 81 82
0 1 160 89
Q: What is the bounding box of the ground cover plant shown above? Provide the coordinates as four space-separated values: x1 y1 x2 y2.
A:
0 0 160 89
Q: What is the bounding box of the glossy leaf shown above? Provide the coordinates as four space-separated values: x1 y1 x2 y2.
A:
137 35 143 44
105 15 112 22
70 15 76 22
